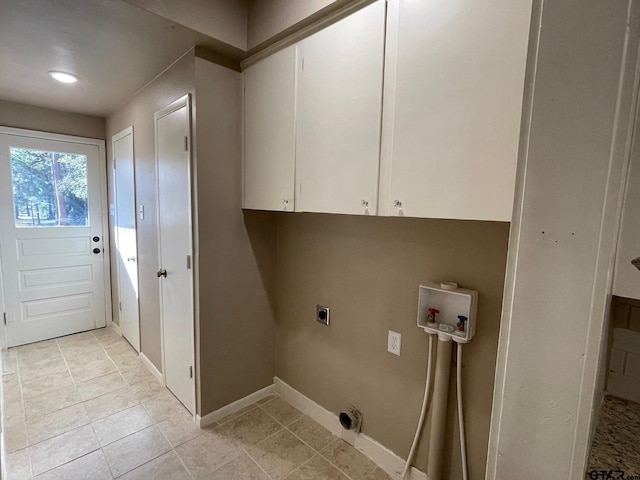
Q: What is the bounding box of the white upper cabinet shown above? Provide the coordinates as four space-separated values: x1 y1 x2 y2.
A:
243 45 297 211
379 0 533 221
295 1 386 215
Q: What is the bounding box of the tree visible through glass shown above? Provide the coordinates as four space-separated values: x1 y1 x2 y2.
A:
10 147 89 227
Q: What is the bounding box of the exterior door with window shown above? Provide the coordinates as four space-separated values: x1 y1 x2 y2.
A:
0 130 109 347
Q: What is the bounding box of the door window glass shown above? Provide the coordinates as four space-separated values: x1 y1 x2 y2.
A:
10 147 89 227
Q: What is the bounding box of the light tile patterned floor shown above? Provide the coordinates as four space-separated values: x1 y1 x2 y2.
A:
1 328 392 479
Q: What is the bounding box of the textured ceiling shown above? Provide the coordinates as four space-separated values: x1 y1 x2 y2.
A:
0 0 243 117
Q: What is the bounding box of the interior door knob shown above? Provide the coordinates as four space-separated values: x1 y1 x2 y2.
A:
127 257 136 263
157 269 167 278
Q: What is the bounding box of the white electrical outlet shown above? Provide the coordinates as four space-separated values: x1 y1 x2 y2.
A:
388 330 401 356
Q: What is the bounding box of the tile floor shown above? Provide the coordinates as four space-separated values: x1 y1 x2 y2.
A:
1 328 392 480
587 395 640 478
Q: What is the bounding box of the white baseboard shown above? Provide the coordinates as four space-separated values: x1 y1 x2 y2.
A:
196 384 276 429
110 322 122 336
274 377 427 480
140 352 163 384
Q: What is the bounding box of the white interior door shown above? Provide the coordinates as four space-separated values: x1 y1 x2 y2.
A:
0 129 109 347
155 96 195 414
113 127 140 351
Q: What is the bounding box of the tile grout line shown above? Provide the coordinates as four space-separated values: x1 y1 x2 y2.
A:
155 423 196 480
92 328 142 480
241 401 356 480
225 399 359 480
17 331 131 478
93 327 195 479
255 401 361 480
239 443 277 480
6 331 130 479
31 337 99 479
12 345 35 479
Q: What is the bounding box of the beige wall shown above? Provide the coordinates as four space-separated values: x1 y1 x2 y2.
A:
0 99 105 139
194 57 276 415
105 51 196 370
123 0 248 51
275 213 509 478
104 52 276 415
247 0 348 50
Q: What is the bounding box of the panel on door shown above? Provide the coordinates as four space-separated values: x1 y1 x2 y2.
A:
243 44 297 211
156 97 195 414
0 133 108 347
295 1 386 215
113 127 140 351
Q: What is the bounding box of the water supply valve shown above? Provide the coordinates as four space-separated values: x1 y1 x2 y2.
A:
426 308 440 327
416 283 478 343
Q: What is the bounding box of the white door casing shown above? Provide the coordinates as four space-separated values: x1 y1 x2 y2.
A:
113 127 140 352
0 127 111 347
155 95 196 414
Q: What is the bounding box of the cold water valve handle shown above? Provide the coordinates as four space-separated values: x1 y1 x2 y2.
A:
457 315 468 332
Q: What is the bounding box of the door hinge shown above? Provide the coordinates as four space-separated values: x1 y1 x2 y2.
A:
113 157 116 169
3 312 6 326
302 57 305 72
186 255 191 270
184 136 189 151
119 302 122 311
189 366 193 379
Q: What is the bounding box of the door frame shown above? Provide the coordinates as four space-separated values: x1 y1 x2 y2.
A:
0 126 112 349
111 126 140 351
154 94 196 413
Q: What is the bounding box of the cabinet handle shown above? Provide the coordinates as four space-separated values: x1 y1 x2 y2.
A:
393 200 403 208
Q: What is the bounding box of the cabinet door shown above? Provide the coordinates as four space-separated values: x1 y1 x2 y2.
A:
379 0 533 220
296 1 385 215
243 45 297 211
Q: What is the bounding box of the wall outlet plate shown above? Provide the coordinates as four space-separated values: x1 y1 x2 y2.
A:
317 305 330 326
388 330 401 356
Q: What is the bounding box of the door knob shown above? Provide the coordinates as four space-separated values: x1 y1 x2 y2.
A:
157 269 167 278
127 257 136 263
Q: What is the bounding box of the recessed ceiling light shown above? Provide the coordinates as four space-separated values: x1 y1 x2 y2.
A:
48 71 78 84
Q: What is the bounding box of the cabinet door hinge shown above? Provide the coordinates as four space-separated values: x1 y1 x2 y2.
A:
184 136 189 151
189 366 193 379
186 255 191 270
